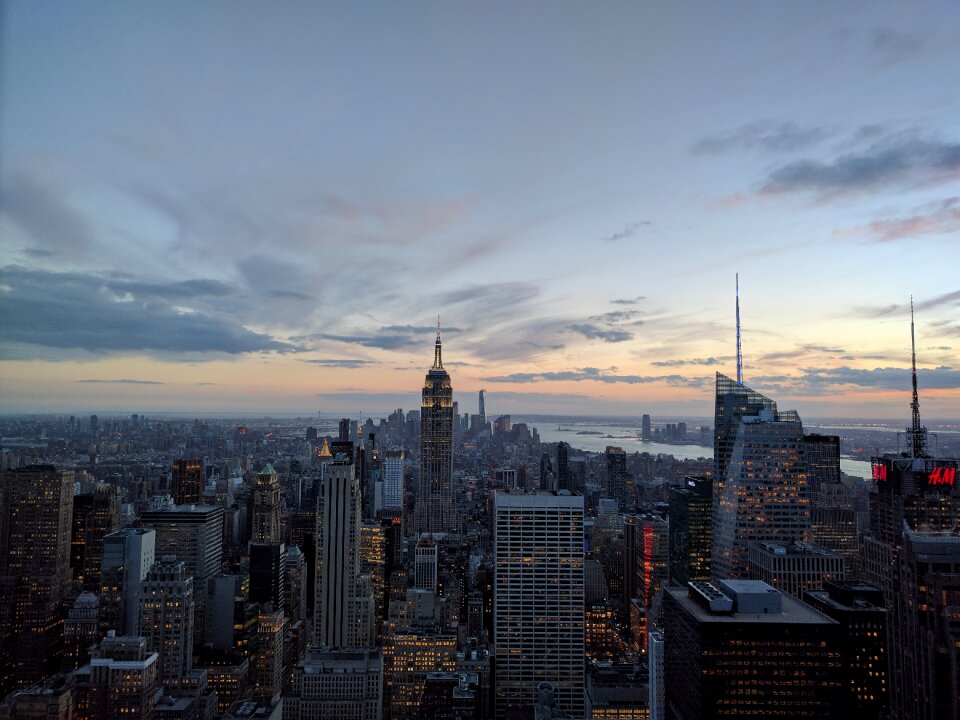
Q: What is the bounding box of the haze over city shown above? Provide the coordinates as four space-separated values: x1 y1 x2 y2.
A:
2 2 959 419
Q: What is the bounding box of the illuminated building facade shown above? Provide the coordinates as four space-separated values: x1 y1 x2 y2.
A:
668 476 712 585
283 648 383 720
63 592 100 672
804 580 889 720
75 634 159 720
253 463 282 543
70 482 121 591
868 453 960 720
383 630 456 720
359 523 387 628
663 579 843 719
414 327 455 535
0 465 74 692
711 375 810 580
605 446 628 508
172 459 204 506
382 450 405 511
252 608 285 699
493 492 584 720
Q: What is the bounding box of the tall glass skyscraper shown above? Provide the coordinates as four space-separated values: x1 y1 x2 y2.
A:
414 327 455 534
711 373 810 580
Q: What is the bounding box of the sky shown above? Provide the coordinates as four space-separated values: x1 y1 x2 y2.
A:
1 1 959 420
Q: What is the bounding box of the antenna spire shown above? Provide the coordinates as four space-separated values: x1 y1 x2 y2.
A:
433 315 443 370
735 273 743 384
910 296 926 457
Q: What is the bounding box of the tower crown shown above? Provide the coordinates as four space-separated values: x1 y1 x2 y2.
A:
432 315 443 370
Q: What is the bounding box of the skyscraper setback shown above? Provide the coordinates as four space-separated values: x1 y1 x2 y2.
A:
414 324 455 535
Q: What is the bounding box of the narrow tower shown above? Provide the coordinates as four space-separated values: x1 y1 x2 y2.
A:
735 273 743 385
909 297 927 458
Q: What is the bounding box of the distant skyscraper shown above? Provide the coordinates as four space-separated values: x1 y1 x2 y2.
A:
804 433 841 502
711 374 810 580
382 449 405 511
138 557 195 685
172 459 204 506
494 492 584 719
338 418 351 443
605 446 628 507
478 389 486 426
71 482 121 591
0 465 74 691
641 415 652 442
252 463 281 543
414 324 455 535
556 442 570 492
668 476 713 585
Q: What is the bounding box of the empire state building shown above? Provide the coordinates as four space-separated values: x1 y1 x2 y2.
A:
414 323 455 534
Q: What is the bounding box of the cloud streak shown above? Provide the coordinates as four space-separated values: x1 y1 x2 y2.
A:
481 366 707 387
693 121 833 155
601 221 652 243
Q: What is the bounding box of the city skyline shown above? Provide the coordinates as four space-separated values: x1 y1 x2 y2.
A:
2 3 960 419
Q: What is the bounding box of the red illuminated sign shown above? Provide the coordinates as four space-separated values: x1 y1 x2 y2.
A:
872 463 887 482
929 467 956 486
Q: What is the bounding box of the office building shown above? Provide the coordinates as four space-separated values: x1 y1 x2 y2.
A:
138 557 195 685
0 465 74 692
282 648 383 720
100 528 157 636
493 492 584 719
140 504 224 583
711 374 810 580
253 464 282 543
556 442 570 492
641 415 651 442
668 476 712 585
414 535 438 593
748 540 844 599
809 480 858 575
252 608 285 699
284 546 308 624
494 468 518 490
382 450 405 511
70 483 121 591
249 541 286 610
73 634 159 720
172 459 204 506
63 592 100 672
804 580 889 720
414 326 455 535
383 630 456 720
314 447 374 649
584 662 650 720
803 433 841 502
0 673 75 720
605 446 628 507
662 579 842 719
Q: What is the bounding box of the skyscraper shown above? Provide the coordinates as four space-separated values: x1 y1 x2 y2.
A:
494 492 584 719
641 414 651 442
0 465 74 692
138 557 195 685
668 476 713 585
556 442 570 492
100 527 157 636
172 459 204 506
382 449 405 511
711 374 810 580
252 463 281 543
415 324 455 535
605 446 628 508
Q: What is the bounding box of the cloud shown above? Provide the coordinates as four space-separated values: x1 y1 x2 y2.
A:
871 27 924 64
854 303 902 318
651 356 729 368
839 197 960 243
568 324 633 343
601 221 652 243
693 121 833 155
797 365 960 391
481 367 707 387
761 344 846 362
268 290 313 301
0 266 294 356
758 134 960 197
590 310 642 324
0 174 95 257
301 358 377 368
434 283 539 308
313 333 423 351
611 296 646 305
917 290 960 311
76 378 165 385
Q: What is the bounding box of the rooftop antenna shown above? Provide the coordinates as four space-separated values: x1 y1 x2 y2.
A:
433 315 443 369
736 273 743 384
909 297 927 458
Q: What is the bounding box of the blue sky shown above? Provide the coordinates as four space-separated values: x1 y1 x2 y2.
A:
2 2 959 418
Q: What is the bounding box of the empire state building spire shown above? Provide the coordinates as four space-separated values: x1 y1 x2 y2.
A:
433 315 443 370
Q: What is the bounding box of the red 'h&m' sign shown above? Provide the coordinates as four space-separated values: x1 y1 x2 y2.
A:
872 463 887 482
929 466 957 486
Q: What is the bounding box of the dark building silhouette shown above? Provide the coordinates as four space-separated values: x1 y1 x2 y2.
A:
605 446 627 507
669 476 713 585
556 442 570 492
172 459 204 505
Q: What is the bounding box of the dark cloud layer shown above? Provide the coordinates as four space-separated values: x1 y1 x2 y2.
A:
651 356 727 368
301 358 377 368
568 324 633 343
693 121 833 155
601 221 652 243
481 367 707 387
759 135 960 196
77 378 165 385
0 175 95 257
0 267 293 356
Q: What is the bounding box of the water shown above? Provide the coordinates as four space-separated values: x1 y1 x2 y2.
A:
530 422 872 479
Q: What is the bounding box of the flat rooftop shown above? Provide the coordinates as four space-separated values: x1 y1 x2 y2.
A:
666 585 838 626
